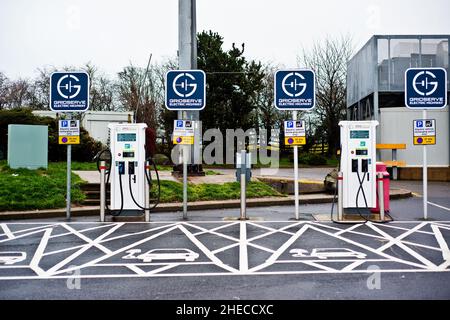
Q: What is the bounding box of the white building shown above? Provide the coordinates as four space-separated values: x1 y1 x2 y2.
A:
347 35 449 181
32 110 133 145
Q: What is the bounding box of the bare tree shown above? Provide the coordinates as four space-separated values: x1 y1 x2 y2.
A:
298 35 353 156
0 72 9 109
117 61 166 130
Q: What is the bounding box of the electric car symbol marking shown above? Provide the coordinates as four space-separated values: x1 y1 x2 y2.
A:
122 248 199 262
281 72 307 97
173 73 198 98
0 252 26 265
289 248 366 259
412 71 439 96
57 74 82 99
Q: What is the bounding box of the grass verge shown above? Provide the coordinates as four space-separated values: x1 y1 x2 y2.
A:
0 161 85 211
154 180 285 203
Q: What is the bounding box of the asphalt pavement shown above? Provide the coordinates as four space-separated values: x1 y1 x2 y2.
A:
0 179 449 300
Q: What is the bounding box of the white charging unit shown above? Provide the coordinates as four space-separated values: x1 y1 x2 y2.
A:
338 121 378 208
108 123 147 215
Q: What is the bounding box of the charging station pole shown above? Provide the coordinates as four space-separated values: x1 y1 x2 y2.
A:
422 110 428 220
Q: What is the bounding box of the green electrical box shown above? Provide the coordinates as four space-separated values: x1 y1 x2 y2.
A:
7 124 48 169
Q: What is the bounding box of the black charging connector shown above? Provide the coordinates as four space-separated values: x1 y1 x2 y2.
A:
361 159 368 173
118 161 125 175
352 159 358 172
128 161 135 175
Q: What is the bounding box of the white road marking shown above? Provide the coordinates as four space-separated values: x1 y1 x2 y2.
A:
239 222 248 272
0 221 449 279
177 224 238 273
50 225 180 276
29 228 52 276
431 224 450 261
0 224 14 239
45 223 123 275
335 224 361 236
368 222 437 269
428 201 450 212
250 224 310 272
126 265 146 275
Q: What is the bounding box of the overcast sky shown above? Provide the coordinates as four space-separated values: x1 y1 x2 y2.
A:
1 0 449 79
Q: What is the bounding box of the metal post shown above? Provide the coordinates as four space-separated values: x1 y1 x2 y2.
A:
179 0 200 167
392 148 398 180
378 172 385 221
293 111 299 220
66 114 72 221
145 160 150 222
423 109 428 220
337 171 343 221
183 145 188 220
240 150 247 220
99 161 106 222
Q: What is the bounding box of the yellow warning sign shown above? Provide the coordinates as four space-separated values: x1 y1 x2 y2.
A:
59 136 80 145
414 136 436 145
285 137 306 146
173 136 194 145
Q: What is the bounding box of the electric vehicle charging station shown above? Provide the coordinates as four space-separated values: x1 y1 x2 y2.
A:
108 123 148 217
337 121 379 219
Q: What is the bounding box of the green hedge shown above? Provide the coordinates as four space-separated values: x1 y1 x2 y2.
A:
0 108 103 162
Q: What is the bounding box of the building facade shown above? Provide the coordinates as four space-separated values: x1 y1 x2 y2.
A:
347 35 450 180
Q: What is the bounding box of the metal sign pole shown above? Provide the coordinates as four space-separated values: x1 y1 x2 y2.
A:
422 109 428 220
183 143 188 220
66 113 72 221
293 111 299 220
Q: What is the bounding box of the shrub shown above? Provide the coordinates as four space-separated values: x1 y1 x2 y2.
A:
298 153 327 166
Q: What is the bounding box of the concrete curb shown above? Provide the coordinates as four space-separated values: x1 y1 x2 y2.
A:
0 189 412 221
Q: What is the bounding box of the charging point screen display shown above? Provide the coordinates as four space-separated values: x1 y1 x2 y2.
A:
117 133 137 142
350 130 369 139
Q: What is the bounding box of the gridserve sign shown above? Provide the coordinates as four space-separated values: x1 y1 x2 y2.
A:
405 68 447 109
50 71 90 112
274 69 315 110
165 70 206 110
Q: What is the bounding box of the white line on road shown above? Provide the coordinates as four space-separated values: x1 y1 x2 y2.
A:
0 223 14 239
428 201 450 212
239 222 248 272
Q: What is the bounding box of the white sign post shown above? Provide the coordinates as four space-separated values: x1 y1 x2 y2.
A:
405 68 447 220
274 69 316 220
50 71 90 221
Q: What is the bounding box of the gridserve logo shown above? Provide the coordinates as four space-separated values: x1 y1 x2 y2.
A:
165 70 206 110
405 68 447 109
50 71 90 112
274 70 315 110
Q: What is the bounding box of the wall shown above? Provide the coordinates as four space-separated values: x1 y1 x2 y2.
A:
379 106 449 167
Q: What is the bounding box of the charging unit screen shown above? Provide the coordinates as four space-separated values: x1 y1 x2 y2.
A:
350 130 369 139
117 133 136 142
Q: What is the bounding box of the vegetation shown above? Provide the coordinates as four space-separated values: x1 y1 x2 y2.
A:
0 161 85 211
155 180 283 203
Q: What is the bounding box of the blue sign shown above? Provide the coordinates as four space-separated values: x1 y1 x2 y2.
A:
405 68 447 109
165 70 206 110
287 121 294 128
274 69 315 110
50 71 90 112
